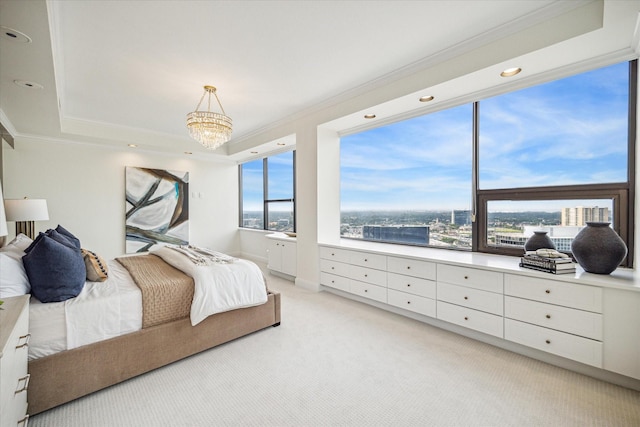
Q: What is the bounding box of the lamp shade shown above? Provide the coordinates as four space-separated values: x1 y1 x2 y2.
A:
0 180 7 237
5 198 49 221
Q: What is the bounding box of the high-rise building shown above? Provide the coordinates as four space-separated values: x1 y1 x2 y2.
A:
451 210 471 226
561 206 609 226
363 225 429 245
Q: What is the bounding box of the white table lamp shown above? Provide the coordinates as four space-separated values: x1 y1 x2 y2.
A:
4 198 49 239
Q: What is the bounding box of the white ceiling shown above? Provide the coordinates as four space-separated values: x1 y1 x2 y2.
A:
1 1 639 161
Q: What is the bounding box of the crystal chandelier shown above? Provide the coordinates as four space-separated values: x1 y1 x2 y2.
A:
186 85 233 150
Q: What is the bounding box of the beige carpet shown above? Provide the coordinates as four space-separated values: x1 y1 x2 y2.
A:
29 265 640 427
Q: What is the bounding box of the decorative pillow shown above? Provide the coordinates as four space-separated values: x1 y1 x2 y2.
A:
26 228 79 254
82 249 109 282
23 234 86 303
0 253 30 297
55 224 81 249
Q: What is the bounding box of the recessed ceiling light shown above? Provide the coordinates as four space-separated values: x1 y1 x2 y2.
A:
500 67 522 77
13 80 43 89
364 114 376 119
250 151 258 154
277 142 286 146
0 26 31 43
419 95 434 102
184 151 192 155
128 144 137 148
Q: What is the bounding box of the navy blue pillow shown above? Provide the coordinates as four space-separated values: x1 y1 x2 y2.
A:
55 225 81 249
23 234 86 303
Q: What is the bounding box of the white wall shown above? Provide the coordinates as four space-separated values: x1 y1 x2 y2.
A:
2 136 239 260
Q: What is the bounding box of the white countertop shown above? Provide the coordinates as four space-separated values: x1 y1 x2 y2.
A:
319 239 640 293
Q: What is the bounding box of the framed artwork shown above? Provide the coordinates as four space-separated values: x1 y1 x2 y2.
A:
125 167 189 253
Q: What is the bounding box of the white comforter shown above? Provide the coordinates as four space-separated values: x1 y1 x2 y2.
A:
150 246 268 325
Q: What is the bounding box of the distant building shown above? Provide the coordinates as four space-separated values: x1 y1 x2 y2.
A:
363 225 429 245
494 225 583 252
561 206 609 226
451 210 471 226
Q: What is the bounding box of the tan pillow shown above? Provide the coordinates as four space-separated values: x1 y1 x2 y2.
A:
81 249 108 282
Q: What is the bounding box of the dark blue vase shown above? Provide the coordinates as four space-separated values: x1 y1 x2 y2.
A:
571 222 627 274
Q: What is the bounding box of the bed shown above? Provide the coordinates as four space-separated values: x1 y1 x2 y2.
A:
0 231 281 415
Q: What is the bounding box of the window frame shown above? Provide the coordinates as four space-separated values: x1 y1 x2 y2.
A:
239 150 296 232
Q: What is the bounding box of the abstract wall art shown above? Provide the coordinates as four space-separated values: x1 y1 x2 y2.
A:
125 167 189 253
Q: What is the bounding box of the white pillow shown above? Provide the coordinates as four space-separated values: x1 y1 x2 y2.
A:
0 233 33 261
0 252 30 297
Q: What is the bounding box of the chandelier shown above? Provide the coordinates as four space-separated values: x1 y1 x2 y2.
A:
186 85 233 150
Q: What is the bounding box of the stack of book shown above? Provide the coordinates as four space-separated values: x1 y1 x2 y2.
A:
519 253 576 274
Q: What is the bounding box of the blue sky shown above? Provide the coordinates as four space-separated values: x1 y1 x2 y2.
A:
341 61 629 212
242 151 294 211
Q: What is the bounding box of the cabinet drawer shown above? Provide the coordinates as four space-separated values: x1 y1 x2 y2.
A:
320 272 350 292
387 256 436 280
349 251 387 270
319 246 351 263
504 274 602 313
349 265 387 287
350 280 387 303
437 282 503 315
319 259 350 277
437 264 503 293
437 301 504 338
505 296 602 340
505 319 603 367
387 273 436 298
388 289 436 317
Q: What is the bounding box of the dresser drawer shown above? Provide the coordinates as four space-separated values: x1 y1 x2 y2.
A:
504 274 602 313
437 264 503 293
320 272 350 292
350 280 387 303
319 246 351 263
349 251 387 270
437 301 504 338
348 265 387 287
388 289 436 317
505 319 603 367
387 272 436 298
505 296 602 340
319 258 350 277
437 282 503 315
387 256 436 280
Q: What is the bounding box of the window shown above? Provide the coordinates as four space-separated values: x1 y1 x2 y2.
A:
239 151 296 232
340 60 635 266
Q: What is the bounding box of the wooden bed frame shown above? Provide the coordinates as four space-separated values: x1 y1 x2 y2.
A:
27 291 281 415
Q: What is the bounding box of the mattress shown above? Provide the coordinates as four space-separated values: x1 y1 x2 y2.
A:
28 260 142 361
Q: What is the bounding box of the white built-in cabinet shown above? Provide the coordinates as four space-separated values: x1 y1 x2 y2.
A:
319 243 640 384
266 233 297 278
1 295 30 427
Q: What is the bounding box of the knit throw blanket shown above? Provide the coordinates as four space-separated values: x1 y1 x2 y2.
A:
168 245 237 266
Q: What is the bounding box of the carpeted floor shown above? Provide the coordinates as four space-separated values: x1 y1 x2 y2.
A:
29 265 640 426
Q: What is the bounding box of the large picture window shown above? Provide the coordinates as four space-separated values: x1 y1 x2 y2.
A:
239 151 296 232
340 60 635 266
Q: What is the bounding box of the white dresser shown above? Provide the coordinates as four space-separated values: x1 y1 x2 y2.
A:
318 241 640 387
1 295 30 427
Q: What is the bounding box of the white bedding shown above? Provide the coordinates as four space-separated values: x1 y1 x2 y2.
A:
150 247 268 325
29 260 142 360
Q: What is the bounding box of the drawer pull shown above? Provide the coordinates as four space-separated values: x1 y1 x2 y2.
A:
331 253 335 256
464 316 469 321
545 289 551 294
17 415 29 427
464 296 468 300
545 314 551 319
364 289 368 293
364 274 368 277
464 275 469 279
406 266 411 270
364 258 368 262
16 333 31 349
545 339 551 344
406 284 411 287
331 280 335 284
407 301 411 305
331 266 335 270
15 374 30 394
